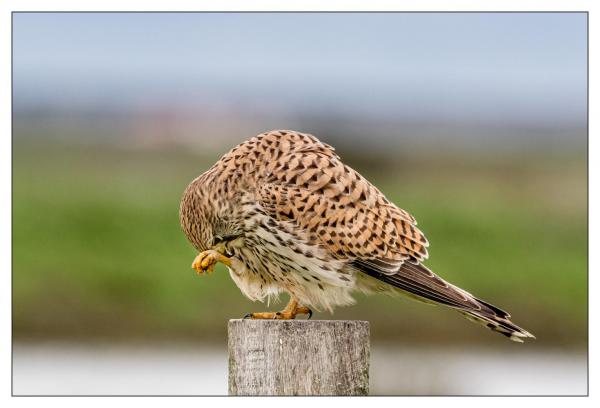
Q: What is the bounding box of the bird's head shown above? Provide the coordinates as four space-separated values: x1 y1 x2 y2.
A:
179 175 215 252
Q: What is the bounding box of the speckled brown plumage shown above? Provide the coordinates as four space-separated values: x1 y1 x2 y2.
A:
180 130 534 342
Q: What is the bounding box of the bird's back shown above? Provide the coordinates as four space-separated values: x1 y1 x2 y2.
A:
216 130 430 264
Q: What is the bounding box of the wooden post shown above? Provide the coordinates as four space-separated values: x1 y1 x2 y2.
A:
228 319 370 396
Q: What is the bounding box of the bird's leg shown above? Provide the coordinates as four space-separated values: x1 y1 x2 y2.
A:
191 249 231 275
243 296 313 320
276 297 313 320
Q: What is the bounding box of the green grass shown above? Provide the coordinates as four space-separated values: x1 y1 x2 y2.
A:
12 141 587 346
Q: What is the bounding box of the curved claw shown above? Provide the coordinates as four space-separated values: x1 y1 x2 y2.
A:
306 309 313 320
243 313 253 319
192 250 231 275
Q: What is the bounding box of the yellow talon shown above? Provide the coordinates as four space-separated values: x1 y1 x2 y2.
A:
243 297 313 320
192 250 231 275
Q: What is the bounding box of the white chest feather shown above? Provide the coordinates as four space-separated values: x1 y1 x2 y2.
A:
226 215 357 312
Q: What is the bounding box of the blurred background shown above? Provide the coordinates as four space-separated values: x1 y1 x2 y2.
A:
12 12 587 395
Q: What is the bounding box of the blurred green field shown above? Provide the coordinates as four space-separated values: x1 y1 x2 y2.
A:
12 139 587 346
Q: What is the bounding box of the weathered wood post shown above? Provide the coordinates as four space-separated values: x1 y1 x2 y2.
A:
228 319 370 396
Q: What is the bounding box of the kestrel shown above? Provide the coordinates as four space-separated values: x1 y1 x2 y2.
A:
180 130 534 342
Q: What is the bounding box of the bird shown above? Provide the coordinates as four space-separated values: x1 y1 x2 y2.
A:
179 129 535 342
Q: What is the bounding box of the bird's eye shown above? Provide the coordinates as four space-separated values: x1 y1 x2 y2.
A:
213 233 242 246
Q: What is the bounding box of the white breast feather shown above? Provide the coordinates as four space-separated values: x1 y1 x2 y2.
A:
229 213 357 312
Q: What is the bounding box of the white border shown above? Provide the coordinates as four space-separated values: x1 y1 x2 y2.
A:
1 1 595 407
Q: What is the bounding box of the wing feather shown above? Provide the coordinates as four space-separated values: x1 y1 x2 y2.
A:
256 144 428 264
353 259 481 310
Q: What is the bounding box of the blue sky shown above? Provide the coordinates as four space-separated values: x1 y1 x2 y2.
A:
13 12 587 126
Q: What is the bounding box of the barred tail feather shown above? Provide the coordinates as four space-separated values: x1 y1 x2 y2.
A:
461 305 536 343
452 286 535 342
352 259 535 342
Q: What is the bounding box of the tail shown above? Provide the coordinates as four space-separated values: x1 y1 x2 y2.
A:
353 259 536 342
459 297 535 342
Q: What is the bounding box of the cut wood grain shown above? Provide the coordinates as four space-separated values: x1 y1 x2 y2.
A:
228 319 370 396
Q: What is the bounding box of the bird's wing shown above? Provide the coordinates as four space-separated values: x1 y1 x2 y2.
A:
254 136 534 341
256 147 429 269
256 145 480 310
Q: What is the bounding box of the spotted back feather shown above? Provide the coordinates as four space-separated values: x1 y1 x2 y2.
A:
253 131 429 265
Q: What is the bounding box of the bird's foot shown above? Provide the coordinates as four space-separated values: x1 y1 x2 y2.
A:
192 250 231 275
243 306 312 320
